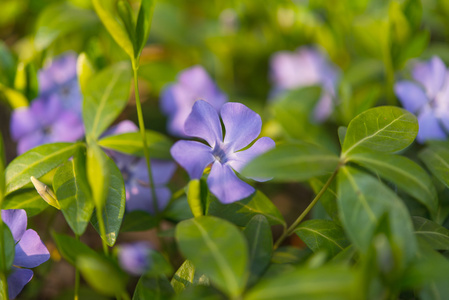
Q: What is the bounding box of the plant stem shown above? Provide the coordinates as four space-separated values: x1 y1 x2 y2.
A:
273 166 341 250
131 60 159 215
0 272 8 300
96 208 109 256
74 235 80 300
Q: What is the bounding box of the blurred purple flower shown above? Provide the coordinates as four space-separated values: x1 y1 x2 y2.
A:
395 56 449 143
171 100 275 204
160 65 228 137
10 53 84 154
105 121 176 214
118 242 152 276
1 209 50 299
270 46 340 122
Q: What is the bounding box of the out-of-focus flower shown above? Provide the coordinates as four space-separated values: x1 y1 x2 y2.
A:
171 100 275 204
160 66 228 137
118 242 152 276
270 46 340 122
1 209 50 299
10 53 84 154
395 56 449 143
105 121 176 214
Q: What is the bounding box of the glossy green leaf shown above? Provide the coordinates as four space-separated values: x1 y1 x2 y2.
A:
82 62 131 140
53 150 94 235
76 52 95 94
350 152 437 215
271 246 312 265
413 216 449 250
337 166 417 261
186 179 208 218
52 232 98 266
419 146 449 188
98 131 172 159
294 219 349 257
176 216 248 298
243 215 272 286
171 260 209 294
0 223 14 272
245 265 357 300
5 143 81 194
92 0 134 58
133 275 175 300
309 176 339 221
341 106 418 157
242 142 340 182
146 250 173 277
3 189 47 217
120 211 159 232
116 0 136 52
90 155 126 246
135 0 155 58
208 190 285 227
87 144 109 210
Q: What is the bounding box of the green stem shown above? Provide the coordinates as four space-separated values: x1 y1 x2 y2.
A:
131 59 159 215
95 208 109 256
0 272 8 300
273 166 341 250
74 235 80 300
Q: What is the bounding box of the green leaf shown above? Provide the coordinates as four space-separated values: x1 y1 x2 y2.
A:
243 215 272 286
120 211 159 232
350 152 438 216
176 216 248 298
242 142 340 182
208 190 285 227
294 219 349 257
186 179 208 218
245 265 357 300
271 246 312 265
82 62 131 140
53 150 94 235
3 189 47 217
413 216 449 250
87 144 109 210
5 143 81 194
0 223 14 272
341 106 418 157
309 176 339 221
14 62 38 102
0 131 6 197
135 0 155 58
116 0 136 53
171 260 209 294
133 275 175 300
337 166 417 261
419 146 449 188
146 250 173 277
92 0 135 59
76 53 95 94
90 155 126 246
52 232 98 266
98 131 172 159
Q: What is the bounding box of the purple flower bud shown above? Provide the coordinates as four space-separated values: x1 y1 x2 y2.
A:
118 242 152 276
160 65 228 137
1 209 50 299
171 100 275 204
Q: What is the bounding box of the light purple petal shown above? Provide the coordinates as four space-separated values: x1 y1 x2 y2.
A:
10 108 40 141
126 184 171 214
1 209 27 243
416 106 447 143
132 159 176 186
16 131 46 155
13 229 50 268
170 140 214 179
39 53 78 94
184 100 223 147
103 120 138 137
118 242 151 276
434 77 449 132
7 267 33 299
207 162 255 204
394 81 428 114
31 95 62 126
50 112 84 142
228 137 275 182
313 92 334 122
221 102 262 151
412 56 447 99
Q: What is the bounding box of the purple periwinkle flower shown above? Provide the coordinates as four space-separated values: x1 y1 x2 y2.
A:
171 100 275 204
160 65 228 137
10 53 84 154
118 242 152 276
270 46 340 122
105 121 176 214
395 56 449 143
1 209 50 299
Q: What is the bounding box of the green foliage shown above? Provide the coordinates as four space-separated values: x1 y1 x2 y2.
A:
52 232 98 266
413 216 449 250
171 260 209 294
120 211 159 232
3 189 48 217
186 179 208 218
133 275 175 300
0 224 14 272
419 145 449 188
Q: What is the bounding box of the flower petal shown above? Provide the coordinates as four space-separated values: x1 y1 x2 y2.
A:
132 159 176 186
10 108 40 141
171 141 214 179
416 106 447 143
103 120 138 137
228 137 275 181
118 242 152 276
207 162 255 204
7 267 33 299
16 131 46 155
50 112 84 142
395 81 428 114
125 184 171 214
412 56 447 99
13 229 50 268
184 100 223 147
1 209 27 243
221 102 262 151
313 92 334 122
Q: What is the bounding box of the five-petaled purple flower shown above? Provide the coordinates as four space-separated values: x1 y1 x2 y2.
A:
160 65 228 137
105 121 176 214
395 56 449 143
2 209 50 299
10 53 84 154
270 46 340 122
118 242 152 276
171 100 275 204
